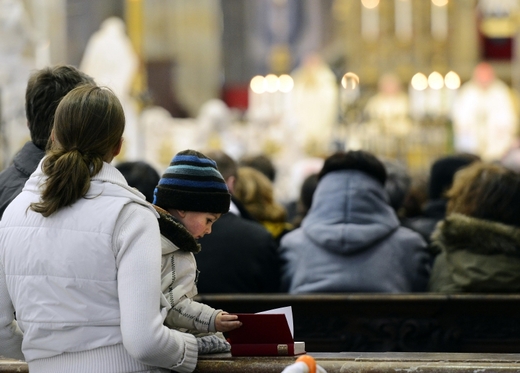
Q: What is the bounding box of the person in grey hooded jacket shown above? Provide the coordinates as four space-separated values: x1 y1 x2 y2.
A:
279 150 431 293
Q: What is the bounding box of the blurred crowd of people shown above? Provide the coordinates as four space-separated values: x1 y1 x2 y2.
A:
115 145 520 295
2 63 520 372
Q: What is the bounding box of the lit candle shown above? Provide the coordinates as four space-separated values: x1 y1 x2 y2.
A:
431 0 448 41
248 75 266 121
279 74 294 120
427 71 444 116
395 0 412 42
265 74 279 119
410 73 428 119
361 0 380 41
444 71 460 116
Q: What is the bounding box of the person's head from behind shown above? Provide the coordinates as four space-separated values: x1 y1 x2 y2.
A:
25 65 95 150
153 149 231 239
30 85 125 217
292 172 319 227
447 162 520 227
318 150 387 186
204 149 238 194
116 161 160 203
299 173 319 214
234 166 287 223
382 159 412 213
239 153 276 182
428 153 480 200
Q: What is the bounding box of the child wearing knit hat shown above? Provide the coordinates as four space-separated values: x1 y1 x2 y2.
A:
153 149 242 354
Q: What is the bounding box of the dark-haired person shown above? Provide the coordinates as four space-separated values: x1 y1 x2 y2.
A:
116 161 160 203
196 150 282 294
0 65 95 219
401 153 480 244
239 153 276 182
428 162 520 293
0 85 199 372
279 150 431 293
291 173 319 229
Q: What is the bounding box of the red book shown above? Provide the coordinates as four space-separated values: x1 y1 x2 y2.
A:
225 313 306 356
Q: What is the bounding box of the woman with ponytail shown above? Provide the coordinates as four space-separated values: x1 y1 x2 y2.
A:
0 85 199 373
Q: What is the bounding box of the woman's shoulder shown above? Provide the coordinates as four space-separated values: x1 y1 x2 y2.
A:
116 201 160 229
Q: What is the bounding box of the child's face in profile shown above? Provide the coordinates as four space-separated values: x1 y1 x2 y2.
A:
173 211 221 239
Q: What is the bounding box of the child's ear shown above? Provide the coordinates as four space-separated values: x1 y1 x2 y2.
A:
177 210 186 218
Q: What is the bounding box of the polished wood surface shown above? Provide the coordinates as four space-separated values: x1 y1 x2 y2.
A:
6 353 520 373
4 294 519 371
195 352 520 373
0 359 28 372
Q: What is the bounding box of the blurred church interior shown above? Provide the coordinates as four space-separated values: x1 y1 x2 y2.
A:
1 0 519 203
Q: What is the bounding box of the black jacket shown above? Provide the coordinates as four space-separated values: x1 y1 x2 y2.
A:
401 199 447 244
196 210 282 293
0 142 45 219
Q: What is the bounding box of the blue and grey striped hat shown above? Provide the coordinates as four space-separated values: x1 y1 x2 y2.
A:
153 149 231 213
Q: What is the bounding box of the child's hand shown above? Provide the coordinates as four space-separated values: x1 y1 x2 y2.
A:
215 311 242 332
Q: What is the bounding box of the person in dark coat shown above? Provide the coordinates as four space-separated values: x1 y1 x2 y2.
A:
234 166 293 244
0 65 95 219
291 173 319 229
116 160 160 203
401 153 479 243
382 159 412 217
239 153 277 182
428 162 520 293
196 150 281 293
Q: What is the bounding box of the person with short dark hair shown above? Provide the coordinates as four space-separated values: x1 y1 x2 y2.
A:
382 159 412 216
291 173 319 228
429 162 520 293
0 65 95 219
239 153 276 182
116 161 160 203
0 85 199 372
401 153 480 243
196 150 282 294
279 150 430 293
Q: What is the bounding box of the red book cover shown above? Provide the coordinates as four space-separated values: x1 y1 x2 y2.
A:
225 313 306 356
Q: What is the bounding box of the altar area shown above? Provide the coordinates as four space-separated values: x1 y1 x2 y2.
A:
2 0 520 205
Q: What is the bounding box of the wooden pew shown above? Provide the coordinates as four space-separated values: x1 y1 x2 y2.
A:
194 352 520 373
6 352 520 373
195 293 520 353
4 294 519 372
0 359 28 372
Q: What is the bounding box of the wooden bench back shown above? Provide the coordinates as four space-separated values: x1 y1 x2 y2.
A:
195 294 520 353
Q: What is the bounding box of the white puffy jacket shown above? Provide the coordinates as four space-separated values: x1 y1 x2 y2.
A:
0 161 198 373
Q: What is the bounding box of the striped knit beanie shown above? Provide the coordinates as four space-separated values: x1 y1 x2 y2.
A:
153 149 231 213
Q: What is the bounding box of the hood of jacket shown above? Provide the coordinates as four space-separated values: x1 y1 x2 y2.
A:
429 213 520 292
153 205 201 255
300 169 399 255
432 213 520 256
